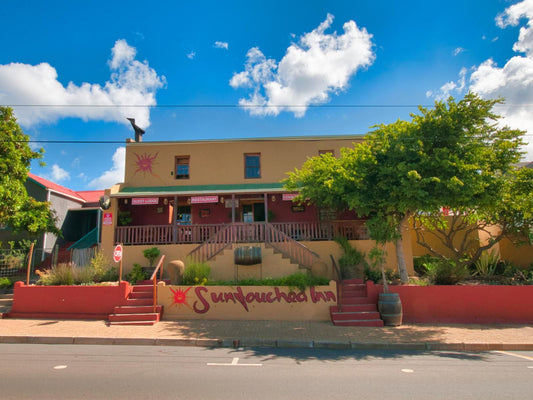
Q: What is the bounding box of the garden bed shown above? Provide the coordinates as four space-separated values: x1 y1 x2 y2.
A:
6 281 132 320
366 281 533 324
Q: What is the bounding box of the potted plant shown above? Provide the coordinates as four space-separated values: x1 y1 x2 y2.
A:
142 247 161 276
334 236 367 279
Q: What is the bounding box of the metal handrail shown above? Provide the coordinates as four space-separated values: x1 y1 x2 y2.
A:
330 255 343 313
150 254 166 313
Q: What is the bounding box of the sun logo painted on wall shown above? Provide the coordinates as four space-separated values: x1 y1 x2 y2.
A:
169 286 193 309
133 151 160 178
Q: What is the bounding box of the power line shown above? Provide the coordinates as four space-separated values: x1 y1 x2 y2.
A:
2 103 532 108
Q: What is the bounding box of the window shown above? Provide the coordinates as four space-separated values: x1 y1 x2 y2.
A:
244 153 261 179
319 150 335 156
175 156 190 180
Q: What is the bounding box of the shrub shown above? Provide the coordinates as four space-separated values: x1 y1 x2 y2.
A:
183 261 211 285
0 277 12 288
36 263 75 285
126 263 149 284
473 250 500 278
143 247 161 268
210 272 329 291
364 265 382 283
424 259 470 285
334 236 367 279
89 250 118 282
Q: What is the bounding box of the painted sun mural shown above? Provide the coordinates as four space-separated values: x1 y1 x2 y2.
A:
169 286 193 310
132 151 161 178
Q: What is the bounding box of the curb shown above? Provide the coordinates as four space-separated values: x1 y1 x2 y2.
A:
2 335 533 351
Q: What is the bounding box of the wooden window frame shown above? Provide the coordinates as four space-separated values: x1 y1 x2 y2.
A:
175 156 190 180
244 153 261 179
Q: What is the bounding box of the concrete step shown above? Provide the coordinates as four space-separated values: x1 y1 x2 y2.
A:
107 320 159 326
341 296 372 305
113 305 162 314
129 291 153 299
125 298 153 306
108 313 160 323
330 311 381 321
332 319 385 327
330 304 377 313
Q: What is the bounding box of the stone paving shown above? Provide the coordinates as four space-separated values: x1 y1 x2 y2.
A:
1 317 533 351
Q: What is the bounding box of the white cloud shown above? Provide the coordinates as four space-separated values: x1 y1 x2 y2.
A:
88 147 125 189
453 47 465 56
47 164 70 182
430 0 533 160
187 51 196 60
214 41 229 50
0 39 165 128
230 14 375 117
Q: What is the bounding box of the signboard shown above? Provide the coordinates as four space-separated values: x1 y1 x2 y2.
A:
113 244 123 263
132 197 159 205
282 193 299 201
191 195 219 204
103 212 113 225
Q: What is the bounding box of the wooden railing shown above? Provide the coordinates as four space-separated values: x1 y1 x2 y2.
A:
188 225 235 263
330 255 343 312
265 224 319 269
115 220 368 246
150 254 166 313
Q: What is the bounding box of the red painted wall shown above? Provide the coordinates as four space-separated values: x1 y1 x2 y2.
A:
9 281 132 319
366 281 533 324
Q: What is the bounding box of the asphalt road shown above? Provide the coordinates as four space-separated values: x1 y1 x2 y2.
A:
1 344 532 399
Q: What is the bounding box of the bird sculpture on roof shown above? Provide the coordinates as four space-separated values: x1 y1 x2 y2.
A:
127 118 145 142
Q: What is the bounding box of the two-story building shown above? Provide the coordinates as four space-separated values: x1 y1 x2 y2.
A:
100 135 414 281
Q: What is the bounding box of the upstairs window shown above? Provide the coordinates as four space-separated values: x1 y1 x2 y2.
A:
244 153 261 179
175 156 190 180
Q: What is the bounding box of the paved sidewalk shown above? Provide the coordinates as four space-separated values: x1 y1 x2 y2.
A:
1 317 533 351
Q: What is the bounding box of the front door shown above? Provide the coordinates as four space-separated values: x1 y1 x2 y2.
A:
242 202 265 222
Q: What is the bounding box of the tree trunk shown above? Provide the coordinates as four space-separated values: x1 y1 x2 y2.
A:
395 236 409 283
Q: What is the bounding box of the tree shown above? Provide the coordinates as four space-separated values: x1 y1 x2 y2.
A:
284 93 529 281
0 106 59 236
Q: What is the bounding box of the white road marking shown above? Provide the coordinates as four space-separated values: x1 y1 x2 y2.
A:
207 357 262 367
53 365 68 370
494 351 533 361
401 369 414 373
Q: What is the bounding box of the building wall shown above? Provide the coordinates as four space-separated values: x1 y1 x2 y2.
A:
123 137 361 187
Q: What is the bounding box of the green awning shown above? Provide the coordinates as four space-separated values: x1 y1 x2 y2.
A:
114 182 287 197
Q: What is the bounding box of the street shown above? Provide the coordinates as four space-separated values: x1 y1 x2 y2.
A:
0 344 532 399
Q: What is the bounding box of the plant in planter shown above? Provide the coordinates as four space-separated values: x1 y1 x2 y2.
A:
334 236 367 280
143 247 161 268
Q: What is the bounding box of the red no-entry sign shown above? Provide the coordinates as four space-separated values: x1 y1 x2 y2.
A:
113 244 123 263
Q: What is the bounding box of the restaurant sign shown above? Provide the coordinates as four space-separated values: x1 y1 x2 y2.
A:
191 195 219 204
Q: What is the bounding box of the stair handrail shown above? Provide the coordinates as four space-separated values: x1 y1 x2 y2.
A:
187 224 235 263
265 223 320 269
330 255 343 312
150 254 166 313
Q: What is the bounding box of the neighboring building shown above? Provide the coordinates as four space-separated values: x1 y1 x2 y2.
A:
0 173 104 263
100 135 415 280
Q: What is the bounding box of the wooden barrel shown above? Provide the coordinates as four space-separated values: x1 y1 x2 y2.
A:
234 246 262 265
378 292 403 326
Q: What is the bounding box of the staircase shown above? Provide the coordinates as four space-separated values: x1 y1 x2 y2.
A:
108 282 163 326
330 279 384 327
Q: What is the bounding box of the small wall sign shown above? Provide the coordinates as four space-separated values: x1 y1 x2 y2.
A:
103 212 113 225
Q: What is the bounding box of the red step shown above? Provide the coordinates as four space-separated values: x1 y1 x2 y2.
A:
330 280 385 327
108 284 163 326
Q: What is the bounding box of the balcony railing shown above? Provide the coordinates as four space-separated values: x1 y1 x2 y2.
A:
115 220 368 246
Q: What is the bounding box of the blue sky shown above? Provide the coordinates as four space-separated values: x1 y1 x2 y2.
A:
1 0 532 191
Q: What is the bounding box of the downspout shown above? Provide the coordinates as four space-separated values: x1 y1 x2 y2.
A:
41 189 51 261
264 193 268 223
231 194 236 223
96 208 102 246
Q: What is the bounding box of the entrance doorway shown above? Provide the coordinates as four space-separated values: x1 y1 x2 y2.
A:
242 202 265 222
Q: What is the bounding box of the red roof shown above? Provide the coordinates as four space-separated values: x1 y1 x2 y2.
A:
27 173 103 205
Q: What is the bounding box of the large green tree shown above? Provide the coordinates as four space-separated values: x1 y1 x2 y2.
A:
284 93 529 281
0 106 59 236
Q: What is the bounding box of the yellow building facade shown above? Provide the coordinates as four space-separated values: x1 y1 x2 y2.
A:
100 135 414 280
